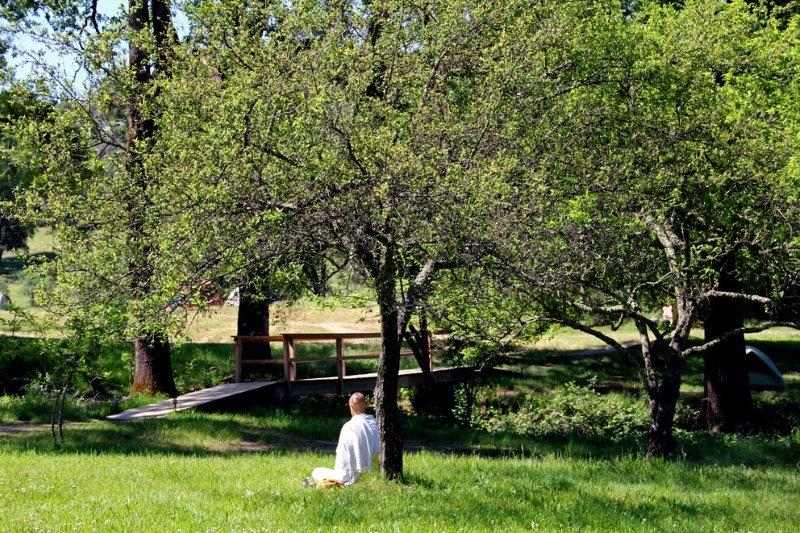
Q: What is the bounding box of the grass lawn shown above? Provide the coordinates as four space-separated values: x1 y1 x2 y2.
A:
3 230 799 530
2 410 800 532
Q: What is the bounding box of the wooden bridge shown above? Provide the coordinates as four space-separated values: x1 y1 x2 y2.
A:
108 331 472 421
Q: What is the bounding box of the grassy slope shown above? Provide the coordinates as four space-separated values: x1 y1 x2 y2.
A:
2 409 799 532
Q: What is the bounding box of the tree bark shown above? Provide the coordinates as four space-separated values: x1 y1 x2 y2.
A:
127 0 175 396
151 0 178 75
638 319 683 459
237 285 271 361
131 332 177 396
703 295 751 432
646 355 682 458
374 250 403 480
302 250 329 296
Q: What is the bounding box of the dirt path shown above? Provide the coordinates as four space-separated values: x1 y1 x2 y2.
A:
0 421 97 437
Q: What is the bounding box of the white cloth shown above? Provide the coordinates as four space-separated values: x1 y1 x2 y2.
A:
311 467 341 485
313 414 379 486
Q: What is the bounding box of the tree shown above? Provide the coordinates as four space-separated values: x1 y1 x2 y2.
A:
8 0 184 396
498 0 800 456
147 0 588 479
0 88 49 261
126 0 179 396
647 0 800 439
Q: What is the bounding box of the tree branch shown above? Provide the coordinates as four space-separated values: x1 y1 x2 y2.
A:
703 290 775 308
397 258 461 334
680 321 800 357
543 316 629 355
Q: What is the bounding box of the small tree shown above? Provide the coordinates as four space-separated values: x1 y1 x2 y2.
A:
150 0 590 478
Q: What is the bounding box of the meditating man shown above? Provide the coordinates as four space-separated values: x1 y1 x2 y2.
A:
306 392 379 488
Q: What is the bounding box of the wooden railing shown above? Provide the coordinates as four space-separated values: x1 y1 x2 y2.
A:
232 332 430 395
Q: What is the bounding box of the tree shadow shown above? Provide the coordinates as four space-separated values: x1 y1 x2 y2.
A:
498 345 645 393
2 408 796 469
0 251 56 276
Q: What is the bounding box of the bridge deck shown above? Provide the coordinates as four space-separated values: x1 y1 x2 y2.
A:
107 367 472 422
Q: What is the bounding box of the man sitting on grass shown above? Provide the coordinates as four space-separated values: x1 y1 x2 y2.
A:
305 392 379 488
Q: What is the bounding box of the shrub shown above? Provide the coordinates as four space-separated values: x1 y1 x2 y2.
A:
472 382 649 442
0 336 51 394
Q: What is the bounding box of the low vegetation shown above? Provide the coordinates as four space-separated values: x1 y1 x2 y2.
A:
1 327 798 530
2 406 800 532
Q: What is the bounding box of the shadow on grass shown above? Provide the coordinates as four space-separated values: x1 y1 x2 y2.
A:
499 345 645 392
2 408 797 470
503 337 797 390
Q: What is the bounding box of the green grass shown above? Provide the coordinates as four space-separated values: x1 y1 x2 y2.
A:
1 409 799 532
2 451 799 532
2 231 799 532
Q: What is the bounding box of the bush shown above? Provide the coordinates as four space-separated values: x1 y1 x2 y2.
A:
0 390 169 423
0 336 51 394
409 383 456 418
472 382 649 442
0 392 98 422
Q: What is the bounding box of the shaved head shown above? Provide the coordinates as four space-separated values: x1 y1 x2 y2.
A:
348 392 367 415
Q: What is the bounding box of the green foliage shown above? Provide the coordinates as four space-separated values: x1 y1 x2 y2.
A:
473 382 650 443
0 333 48 394
0 86 52 259
496 0 800 327
0 391 107 423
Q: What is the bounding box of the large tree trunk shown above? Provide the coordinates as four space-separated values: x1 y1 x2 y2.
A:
126 0 176 396
374 252 403 480
237 285 271 361
703 297 751 432
132 332 177 396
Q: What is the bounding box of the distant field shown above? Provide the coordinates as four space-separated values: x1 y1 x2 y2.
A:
0 229 383 338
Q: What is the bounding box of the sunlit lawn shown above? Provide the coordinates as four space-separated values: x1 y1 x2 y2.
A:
3 232 800 531
1 409 799 532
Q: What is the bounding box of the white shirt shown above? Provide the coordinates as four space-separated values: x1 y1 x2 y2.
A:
333 414 380 485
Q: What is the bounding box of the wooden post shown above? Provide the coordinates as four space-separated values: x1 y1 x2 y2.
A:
421 331 432 374
288 337 297 381
282 335 292 388
336 336 344 396
233 336 243 383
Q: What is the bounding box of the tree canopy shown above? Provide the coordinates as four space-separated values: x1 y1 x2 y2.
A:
4 0 799 472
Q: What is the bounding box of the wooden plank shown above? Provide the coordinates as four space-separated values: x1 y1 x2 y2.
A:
282 337 292 388
422 331 432 374
281 332 382 341
288 337 297 381
232 335 284 342
241 359 284 365
342 351 415 359
107 381 278 421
